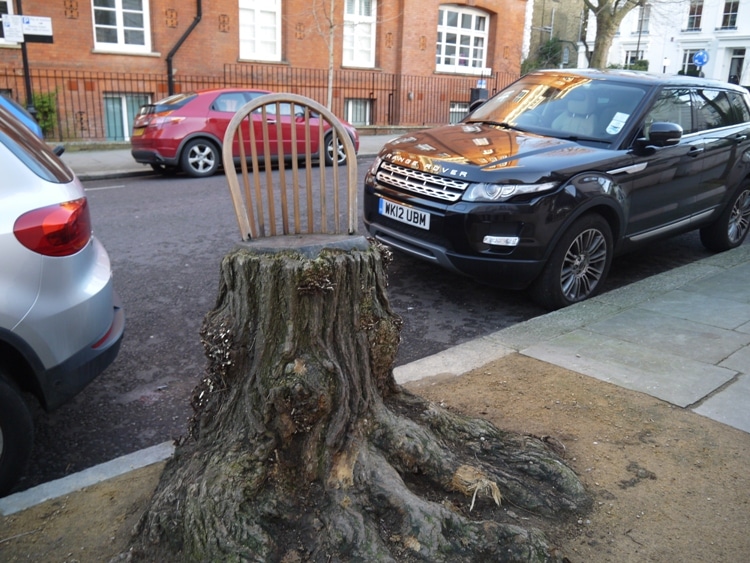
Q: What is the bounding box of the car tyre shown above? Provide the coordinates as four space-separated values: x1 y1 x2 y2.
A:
0 377 34 496
180 138 220 177
324 133 347 166
699 182 750 252
530 214 613 311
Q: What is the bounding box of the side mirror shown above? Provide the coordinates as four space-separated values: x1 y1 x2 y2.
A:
647 122 683 146
633 121 683 154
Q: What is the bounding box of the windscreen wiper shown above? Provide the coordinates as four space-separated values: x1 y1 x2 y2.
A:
468 120 526 132
555 134 610 144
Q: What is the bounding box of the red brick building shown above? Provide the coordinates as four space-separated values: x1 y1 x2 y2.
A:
1 0 525 141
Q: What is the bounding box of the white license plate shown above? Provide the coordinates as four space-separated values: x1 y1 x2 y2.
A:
379 198 430 230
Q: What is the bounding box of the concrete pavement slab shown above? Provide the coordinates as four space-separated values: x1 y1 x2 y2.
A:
693 374 750 433
393 335 515 383
719 342 750 374
586 306 750 364
638 289 750 330
521 329 738 407
685 262 750 303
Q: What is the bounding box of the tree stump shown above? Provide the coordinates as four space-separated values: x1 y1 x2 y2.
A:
129 236 590 562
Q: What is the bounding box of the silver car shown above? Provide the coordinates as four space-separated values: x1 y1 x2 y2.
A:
0 104 124 496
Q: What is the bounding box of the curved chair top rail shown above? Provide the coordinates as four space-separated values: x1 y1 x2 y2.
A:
222 93 358 241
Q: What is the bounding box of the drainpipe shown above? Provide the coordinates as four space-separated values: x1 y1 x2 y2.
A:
166 1 202 95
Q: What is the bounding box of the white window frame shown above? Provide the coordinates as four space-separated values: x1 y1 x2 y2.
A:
91 0 152 54
686 0 703 31
239 0 281 62
625 50 644 67
449 101 469 124
345 98 372 126
635 4 650 34
436 5 491 76
343 0 376 68
720 0 739 29
0 0 17 46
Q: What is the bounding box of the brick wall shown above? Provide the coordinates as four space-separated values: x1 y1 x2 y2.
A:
2 0 524 78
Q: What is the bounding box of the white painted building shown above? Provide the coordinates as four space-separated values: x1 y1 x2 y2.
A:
603 0 749 86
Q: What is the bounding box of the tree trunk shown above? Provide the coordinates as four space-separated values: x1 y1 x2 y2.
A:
586 0 643 69
128 237 590 562
589 14 619 69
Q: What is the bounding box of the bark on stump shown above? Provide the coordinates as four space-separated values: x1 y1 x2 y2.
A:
129 236 590 562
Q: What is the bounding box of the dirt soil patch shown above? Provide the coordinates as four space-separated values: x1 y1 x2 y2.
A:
2 353 749 562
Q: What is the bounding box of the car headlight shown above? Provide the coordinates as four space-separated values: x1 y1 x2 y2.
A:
462 181 558 202
368 156 382 175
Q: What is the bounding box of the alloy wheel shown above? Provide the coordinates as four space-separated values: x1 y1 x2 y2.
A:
727 188 750 244
560 227 608 302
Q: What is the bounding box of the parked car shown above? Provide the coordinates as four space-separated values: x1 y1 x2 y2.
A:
364 69 750 310
130 88 360 177
0 93 43 139
0 103 125 496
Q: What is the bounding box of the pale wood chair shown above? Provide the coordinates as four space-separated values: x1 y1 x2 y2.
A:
221 93 358 241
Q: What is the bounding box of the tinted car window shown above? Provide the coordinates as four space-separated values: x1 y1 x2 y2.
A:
694 89 739 130
213 93 247 113
727 90 750 123
138 92 197 116
644 88 693 134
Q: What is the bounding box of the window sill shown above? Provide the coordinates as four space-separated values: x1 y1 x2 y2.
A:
92 48 161 57
342 64 377 71
434 66 492 77
237 57 286 65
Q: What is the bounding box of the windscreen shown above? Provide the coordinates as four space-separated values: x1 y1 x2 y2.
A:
467 73 649 143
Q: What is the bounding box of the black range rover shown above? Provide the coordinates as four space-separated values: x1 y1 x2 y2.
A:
364 69 750 310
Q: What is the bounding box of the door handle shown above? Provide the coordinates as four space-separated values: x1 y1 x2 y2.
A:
687 146 704 156
734 134 748 143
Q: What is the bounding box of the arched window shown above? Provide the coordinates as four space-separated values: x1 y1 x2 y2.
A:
436 5 491 75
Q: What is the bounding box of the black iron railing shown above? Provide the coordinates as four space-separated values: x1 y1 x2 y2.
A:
0 65 517 142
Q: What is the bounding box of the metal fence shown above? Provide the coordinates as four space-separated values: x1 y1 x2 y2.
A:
0 65 517 143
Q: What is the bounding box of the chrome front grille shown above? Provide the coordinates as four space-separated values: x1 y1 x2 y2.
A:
375 161 468 202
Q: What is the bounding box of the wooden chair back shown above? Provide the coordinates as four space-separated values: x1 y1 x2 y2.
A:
222 93 357 241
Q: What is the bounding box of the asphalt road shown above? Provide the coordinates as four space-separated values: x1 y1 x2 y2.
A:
12 158 718 493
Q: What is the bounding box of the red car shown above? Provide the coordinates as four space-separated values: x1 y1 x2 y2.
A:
131 88 359 177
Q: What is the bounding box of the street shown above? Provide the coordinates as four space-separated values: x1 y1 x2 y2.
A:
14 157 718 493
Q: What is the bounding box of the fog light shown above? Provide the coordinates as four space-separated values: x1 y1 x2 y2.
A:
483 235 519 247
